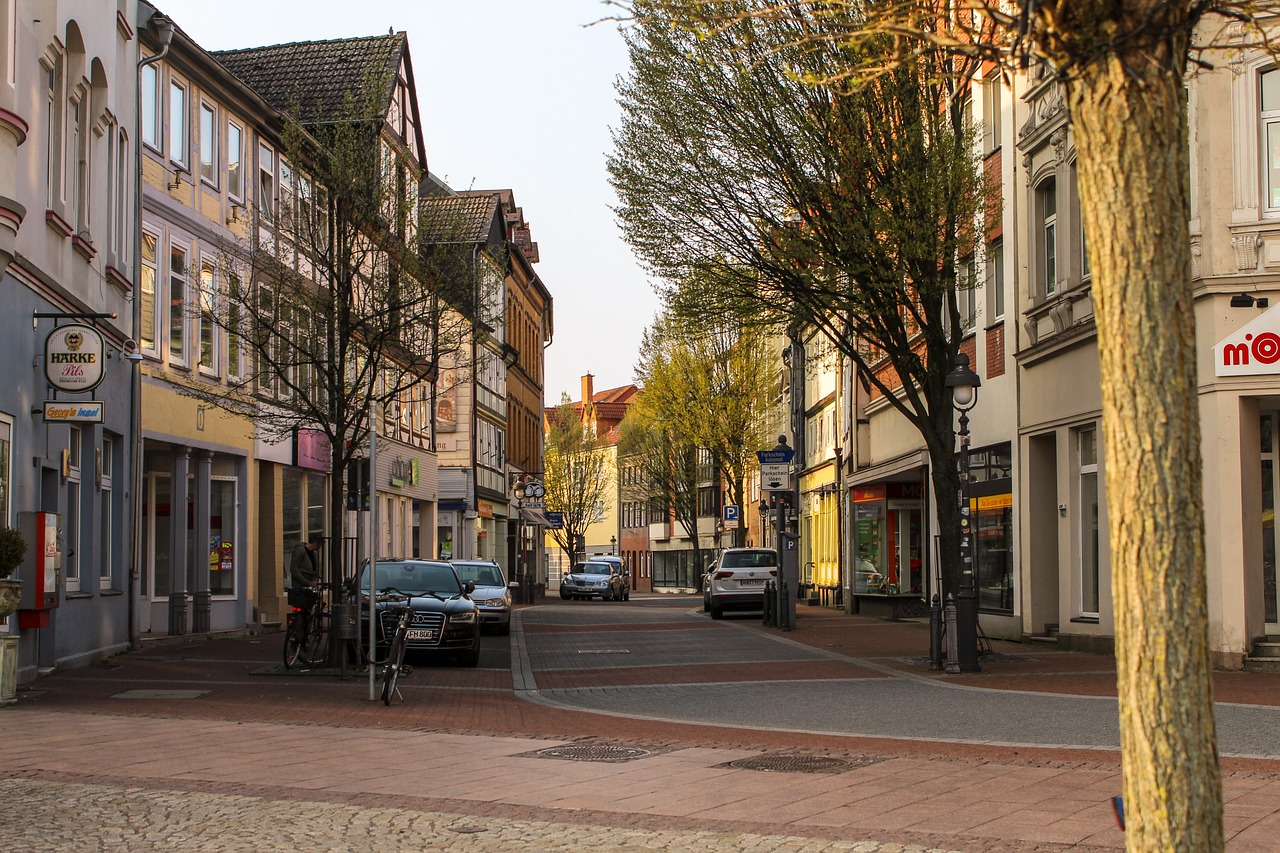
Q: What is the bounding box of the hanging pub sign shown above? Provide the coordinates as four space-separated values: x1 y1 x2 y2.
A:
45 324 106 393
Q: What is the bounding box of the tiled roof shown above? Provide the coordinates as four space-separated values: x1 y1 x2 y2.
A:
211 33 405 124
419 193 503 245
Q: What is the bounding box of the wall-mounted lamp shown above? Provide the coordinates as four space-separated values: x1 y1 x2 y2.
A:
1230 293 1269 309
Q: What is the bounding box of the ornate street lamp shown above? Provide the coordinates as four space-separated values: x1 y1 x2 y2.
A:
944 352 982 673
610 535 617 556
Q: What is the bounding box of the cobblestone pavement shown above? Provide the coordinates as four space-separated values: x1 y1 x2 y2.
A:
0 778 957 853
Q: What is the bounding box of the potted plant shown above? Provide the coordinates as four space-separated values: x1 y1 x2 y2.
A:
0 525 27 621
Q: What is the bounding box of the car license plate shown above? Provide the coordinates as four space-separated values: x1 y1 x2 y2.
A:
406 629 438 641
739 579 764 586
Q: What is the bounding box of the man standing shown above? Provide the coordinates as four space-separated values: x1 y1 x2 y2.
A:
289 532 323 596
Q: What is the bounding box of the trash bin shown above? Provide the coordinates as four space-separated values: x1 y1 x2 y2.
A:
332 602 359 640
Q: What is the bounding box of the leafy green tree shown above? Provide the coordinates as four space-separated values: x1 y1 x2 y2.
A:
609 10 987 602
544 400 613 568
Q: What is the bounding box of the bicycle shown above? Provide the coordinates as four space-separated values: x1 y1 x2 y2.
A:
283 585 328 669
374 586 415 706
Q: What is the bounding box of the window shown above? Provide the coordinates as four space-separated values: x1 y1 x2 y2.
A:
982 74 1002 155
697 486 718 517
140 62 159 149
957 255 976 331
44 57 63 209
198 260 217 373
226 267 244 381
258 144 275 222
199 102 216 185
169 79 187 167
169 242 188 364
986 238 1004 321
1078 426 1100 616
1263 69 1280 214
227 122 243 200
209 478 236 596
65 426 82 592
100 437 113 589
140 230 158 351
69 91 88 228
1038 180 1058 296
0 415 10 525
107 125 128 263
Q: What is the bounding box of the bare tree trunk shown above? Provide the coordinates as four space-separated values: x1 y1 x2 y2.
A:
1067 54 1223 852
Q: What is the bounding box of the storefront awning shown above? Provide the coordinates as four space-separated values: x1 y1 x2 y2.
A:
848 450 929 486
518 506 553 526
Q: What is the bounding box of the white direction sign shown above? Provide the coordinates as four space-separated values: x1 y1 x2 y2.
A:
760 462 791 491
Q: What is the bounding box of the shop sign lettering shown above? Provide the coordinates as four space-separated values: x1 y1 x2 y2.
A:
44 324 106 392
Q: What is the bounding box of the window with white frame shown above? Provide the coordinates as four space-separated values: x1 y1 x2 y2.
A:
958 255 977 331
199 102 216 186
140 61 159 149
258 143 275 222
169 241 189 364
140 230 158 352
0 414 10 525
982 73 1002 155
108 125 128 265
226 266 245 381
69 88 90 229
1263 68 1280 214
1078 426 1100 616
65 426 82 592
227 121 243 200
44 56 63 210
198 260 218 374
1038 179 1058 296
985 238 1004 321
169 78 187 168
99 436 113 589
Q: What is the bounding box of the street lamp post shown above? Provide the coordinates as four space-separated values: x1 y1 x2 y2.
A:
945 353 982 673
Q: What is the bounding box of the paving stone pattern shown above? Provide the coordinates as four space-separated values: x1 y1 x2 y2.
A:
0 778 957 853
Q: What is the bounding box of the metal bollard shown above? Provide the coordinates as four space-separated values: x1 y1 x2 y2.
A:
944 594 960 674
762 580 775 626
928 594 944 671
778 575 791 631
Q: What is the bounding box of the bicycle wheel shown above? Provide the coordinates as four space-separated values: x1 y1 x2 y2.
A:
283 617 305 669
302 611 328 666
381 634 406 705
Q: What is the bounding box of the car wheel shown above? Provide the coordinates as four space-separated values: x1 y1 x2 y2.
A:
560 590 570 600
710 601 724 620
624 588 630 601
458 645 481 667
702 595 710 613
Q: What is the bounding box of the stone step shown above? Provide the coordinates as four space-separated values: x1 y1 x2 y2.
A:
1244 656 1280 674
1250 641 1280 658
1027 634 1058 644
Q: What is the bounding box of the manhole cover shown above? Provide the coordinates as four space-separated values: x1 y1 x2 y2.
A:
529 744 652 763
723 754 873 774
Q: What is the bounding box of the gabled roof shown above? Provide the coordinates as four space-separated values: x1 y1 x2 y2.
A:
419 192 505 246
212 33 405 126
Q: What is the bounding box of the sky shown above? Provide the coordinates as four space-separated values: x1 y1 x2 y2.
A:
160 0 658 404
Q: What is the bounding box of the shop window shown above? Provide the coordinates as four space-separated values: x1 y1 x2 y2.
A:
1078 426 1100 615
209 478 236 596
65 426 82 592
99 436 113 589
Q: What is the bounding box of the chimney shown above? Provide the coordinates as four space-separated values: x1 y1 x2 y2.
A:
581 373 594 406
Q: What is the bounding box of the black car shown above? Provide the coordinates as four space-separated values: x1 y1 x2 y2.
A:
355 560 481 667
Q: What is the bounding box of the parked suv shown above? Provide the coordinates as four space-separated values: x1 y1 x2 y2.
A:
560 560 630 601
707 548 777 619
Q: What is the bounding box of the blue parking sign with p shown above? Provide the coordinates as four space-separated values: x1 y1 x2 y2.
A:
723 505 739 522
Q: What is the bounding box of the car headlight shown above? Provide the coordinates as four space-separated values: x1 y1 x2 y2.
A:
450 610 477 624
595 580 608 586
480 598 507 608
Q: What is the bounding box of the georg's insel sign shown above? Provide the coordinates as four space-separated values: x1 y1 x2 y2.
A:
45 323 105 392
